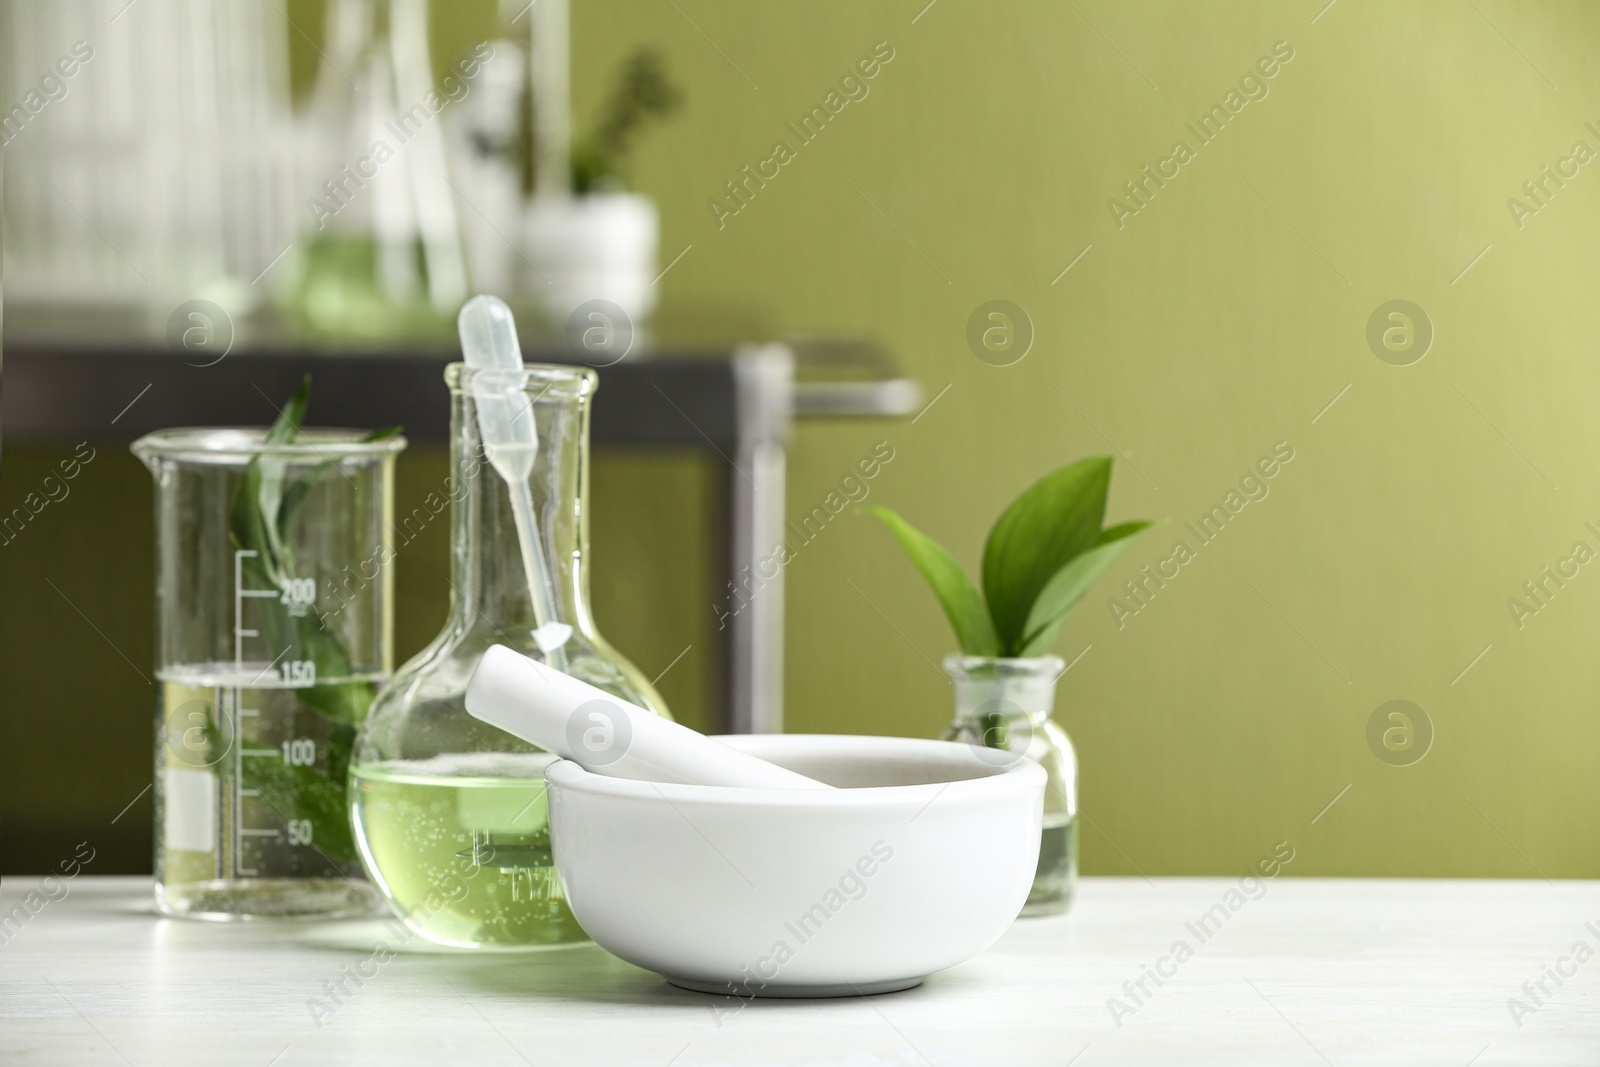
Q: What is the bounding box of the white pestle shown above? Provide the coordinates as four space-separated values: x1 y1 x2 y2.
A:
465 645 831 789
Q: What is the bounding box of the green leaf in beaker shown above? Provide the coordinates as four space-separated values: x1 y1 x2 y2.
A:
276 425 401 541
244 732 359 864
225 376 394 865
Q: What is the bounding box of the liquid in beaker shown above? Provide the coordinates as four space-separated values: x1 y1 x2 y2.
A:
158 667 378 919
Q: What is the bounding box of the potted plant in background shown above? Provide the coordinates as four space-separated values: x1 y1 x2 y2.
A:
524 49 681 336
873 456 1151 916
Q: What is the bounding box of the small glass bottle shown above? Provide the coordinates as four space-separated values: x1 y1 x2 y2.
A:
942 655 1077 916
351 362 668 949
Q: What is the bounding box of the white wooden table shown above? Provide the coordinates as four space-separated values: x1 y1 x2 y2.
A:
2 877 1596 1065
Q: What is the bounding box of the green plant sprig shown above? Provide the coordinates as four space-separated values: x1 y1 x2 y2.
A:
872 456 1152 659
570 49 681 194
226 375 397 862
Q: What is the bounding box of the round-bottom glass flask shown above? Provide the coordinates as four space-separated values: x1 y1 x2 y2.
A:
351 363 669 949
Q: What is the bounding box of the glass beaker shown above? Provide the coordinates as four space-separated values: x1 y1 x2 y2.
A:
351 363 668 950
133 427 406 919
942 655 1078 916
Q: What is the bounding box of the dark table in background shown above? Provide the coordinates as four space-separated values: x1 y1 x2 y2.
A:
4 334 920 734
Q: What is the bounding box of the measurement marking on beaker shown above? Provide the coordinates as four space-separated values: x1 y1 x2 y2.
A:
229 548 323 883
250 646 294 686
233 550 257 884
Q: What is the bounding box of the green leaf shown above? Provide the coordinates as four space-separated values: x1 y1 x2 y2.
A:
277 425 401 539
229 375 310 588
257 377 310 561
205 709 361 865
295 611 373 726
241 727 359 864
871 507 1001 656
268 375 312 445
1014 520 1152 656
222 374 377 863
981 457 1112 651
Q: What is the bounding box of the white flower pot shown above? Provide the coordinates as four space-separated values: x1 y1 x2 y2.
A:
524 193 658 333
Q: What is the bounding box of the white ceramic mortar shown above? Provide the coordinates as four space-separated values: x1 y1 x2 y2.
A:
545 734 1045 997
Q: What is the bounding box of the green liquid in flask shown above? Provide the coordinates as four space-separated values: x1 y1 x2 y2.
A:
351 753 587 949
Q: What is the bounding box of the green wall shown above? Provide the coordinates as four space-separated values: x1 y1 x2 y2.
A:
559 0 1600 879
7 0 1599 879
